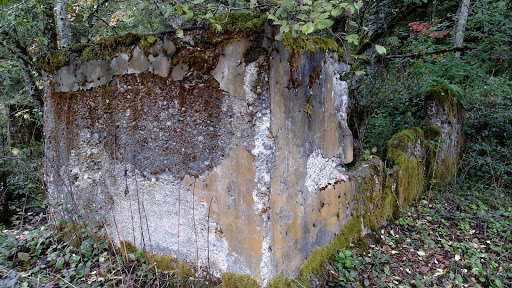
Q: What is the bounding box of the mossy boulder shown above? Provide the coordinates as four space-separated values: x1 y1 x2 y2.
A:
425 86 465 186
387 128 427 207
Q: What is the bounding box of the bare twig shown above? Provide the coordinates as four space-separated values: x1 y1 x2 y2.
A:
293 278 307 288
87 0 110 27
53 273 78 288
94 14 119 35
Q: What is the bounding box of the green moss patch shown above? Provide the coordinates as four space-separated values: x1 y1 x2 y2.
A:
77 32 143 62
296 216 362 286
40 51 69 73
266 271 299 288
211 12 266 36
139 35 159 55
282 34 344 71
422 126 442 141
116 240 194 276
387 128 427 207
147 253 194 276
119 240 137 253
221 272 259 288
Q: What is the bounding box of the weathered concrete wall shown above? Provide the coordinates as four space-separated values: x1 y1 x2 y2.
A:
43 24 464 286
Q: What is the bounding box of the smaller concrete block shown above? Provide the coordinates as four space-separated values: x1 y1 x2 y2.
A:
54 65 77 92
212 38 252 100
148 39 163 55
342 135 354 164
149 54 172 78
128 47 151 74
162 39 176 57
171 62 189 81
82 60 114 89
112 53 130 75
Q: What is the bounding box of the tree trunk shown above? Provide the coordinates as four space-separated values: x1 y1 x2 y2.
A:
42 0 59 51
17 59 43 110
454 0 470 57
55 0 71 48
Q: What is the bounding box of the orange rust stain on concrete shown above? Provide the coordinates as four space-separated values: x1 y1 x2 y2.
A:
193 146 263 280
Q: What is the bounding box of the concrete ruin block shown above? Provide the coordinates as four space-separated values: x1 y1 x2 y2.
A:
425 86 465 185
44 30 464 285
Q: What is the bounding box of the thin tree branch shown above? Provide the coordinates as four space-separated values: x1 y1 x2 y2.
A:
94 14 119 35
87 0 110 28
383 45 476 59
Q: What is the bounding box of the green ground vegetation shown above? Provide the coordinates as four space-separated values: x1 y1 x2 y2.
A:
327 188 512 288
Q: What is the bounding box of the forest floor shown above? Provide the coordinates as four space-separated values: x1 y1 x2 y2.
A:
327 187 512 288
0 186 511 287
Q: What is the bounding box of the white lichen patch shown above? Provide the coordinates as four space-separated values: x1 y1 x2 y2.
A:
305 149 348 192
244 61 259 105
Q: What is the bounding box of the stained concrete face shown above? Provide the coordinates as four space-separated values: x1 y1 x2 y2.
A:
44 30 461 285
44 33 355 283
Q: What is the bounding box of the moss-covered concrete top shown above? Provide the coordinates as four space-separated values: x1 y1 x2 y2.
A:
40 11 345 76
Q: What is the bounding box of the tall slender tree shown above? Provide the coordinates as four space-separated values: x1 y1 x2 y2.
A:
454 0 470 57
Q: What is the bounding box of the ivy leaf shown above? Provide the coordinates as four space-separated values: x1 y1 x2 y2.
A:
332 7 343 17
312 0 324 10
317 12 330 20
11 147 20 156
348 20 358 27
375 44 387 55
315 19 333 30
176 29 184 38
267 14 278 22
280 23 290 34
354 0 363 10
291 28 299 38
276 24 290 40
18 252 30 262
56 257 64 270
162 7 174 18
355 70 365 76
297 14 308 21
302 22 315 34
185 11 194 21
345 34 359 45
276 4 288 18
